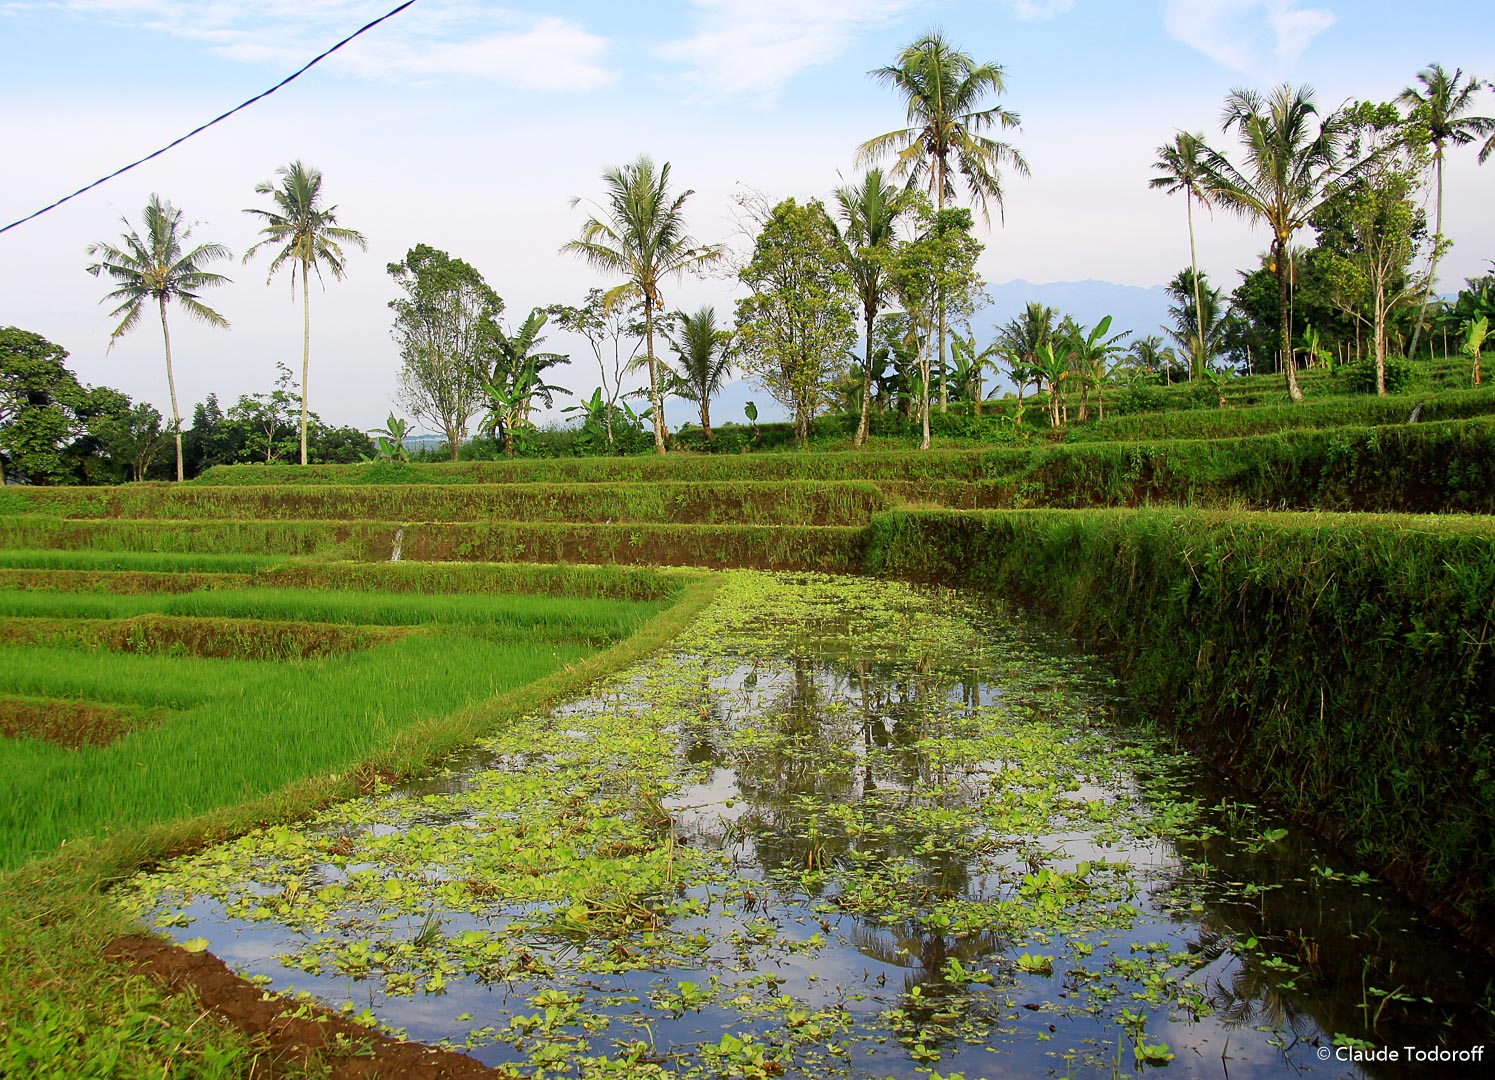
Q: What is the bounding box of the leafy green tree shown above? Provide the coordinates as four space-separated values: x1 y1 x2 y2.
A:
227 361 300 463
2 327 88 484
85 193 231 480
664 306 731 440
183 394 241 476
858 31 1027 413
735 198 857 446
886 203 985 448
563 156 723 454
1150 132 1214 379
1397 64 1493 358
547 289 644 449
243 161 367 466
95 401 170 481
1201 84 1354 402
833 169 910 444
1319 102 1431 394
387 244 502 462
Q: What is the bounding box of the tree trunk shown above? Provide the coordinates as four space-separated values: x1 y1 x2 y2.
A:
1188 192 1204 380
1408 150 1443 363
158 296 183 482
700 400 712 441
855 301 874 446
299 260 311 465
936 182 948 415
1276 239 1303 402
919 331 932 451
644 296 666 454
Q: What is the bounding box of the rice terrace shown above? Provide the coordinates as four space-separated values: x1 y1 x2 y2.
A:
4 3 1495 1079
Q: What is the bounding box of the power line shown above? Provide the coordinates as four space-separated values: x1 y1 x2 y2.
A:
0 1 418 237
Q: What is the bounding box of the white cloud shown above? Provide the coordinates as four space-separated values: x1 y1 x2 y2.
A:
20 2 615 91
1162 0 1335 76
655 0 922 105
1009 0 1075 20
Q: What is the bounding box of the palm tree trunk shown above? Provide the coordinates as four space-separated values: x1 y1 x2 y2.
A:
700 400 712 441
1408 150 1443 362
299 260 311 465
1188 193 1204 380
1276 239 1304 402
936 180 948 415
856 302 874 446
644 298 666 454
919 328 932 451
158 296 183 482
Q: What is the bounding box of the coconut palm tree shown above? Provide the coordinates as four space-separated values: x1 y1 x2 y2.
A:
1397 64 1494 360
857 31 1028 413
85 194 231 482
834 168 909 445
243 160 367 466
664 306 731 440
1201 84 1353 402
1150 132 1214 379
563 156 723 454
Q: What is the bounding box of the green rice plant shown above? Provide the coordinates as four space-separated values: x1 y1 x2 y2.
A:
0 631 598 868
0 519 356 557
4 480 892 527
0 568 253 594
0 549 281 573
0 615 408 660
255 560 693 601
0 587 669 640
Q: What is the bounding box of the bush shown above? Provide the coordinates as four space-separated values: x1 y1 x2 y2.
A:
1346 357 1413 394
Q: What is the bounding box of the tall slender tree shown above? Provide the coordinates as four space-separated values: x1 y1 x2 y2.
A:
1201 84 1352 402
834 169 909 445
563 156 723 454
85 194 231 481
857 31 1027 413
1397 64 1493 360
1150 132 1213 379
243 161 367 466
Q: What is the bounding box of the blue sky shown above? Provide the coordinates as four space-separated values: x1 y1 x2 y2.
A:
2 0 1492 431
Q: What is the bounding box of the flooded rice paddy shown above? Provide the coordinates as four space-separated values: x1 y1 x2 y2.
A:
119 573 1495 1078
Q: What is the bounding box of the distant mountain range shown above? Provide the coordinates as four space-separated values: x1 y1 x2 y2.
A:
987 279 1173 341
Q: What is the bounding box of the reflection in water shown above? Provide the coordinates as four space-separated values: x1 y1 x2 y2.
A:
119 574 1495 1080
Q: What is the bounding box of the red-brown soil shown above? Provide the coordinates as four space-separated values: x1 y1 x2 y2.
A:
105 935 504 1078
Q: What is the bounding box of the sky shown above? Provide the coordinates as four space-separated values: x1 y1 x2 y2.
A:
1 0 1492 434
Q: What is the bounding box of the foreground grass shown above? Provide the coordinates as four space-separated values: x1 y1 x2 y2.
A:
0 570 722 1078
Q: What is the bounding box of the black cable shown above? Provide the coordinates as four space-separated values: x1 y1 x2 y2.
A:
0 0 418 236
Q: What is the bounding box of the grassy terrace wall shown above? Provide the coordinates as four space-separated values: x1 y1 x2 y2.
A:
0 480 891 526
181 417 1495 513
866 508 1495 938
0 518 867 573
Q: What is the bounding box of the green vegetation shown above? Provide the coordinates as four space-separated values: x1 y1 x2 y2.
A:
867 507 1495 932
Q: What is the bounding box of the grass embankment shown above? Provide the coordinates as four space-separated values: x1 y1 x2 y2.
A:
867 508 1495 938
0 480 891 526
0 562 722 1076
179 417 1495 514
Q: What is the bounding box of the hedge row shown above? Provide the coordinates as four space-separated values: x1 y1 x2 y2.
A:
865 507 1495 939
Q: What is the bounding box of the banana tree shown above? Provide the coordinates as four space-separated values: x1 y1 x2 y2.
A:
1032 341 1071 427
367 414 410 461
1463 315 1489 385
950 325 1000 416
481 370 538 458
1065 315 1130 422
